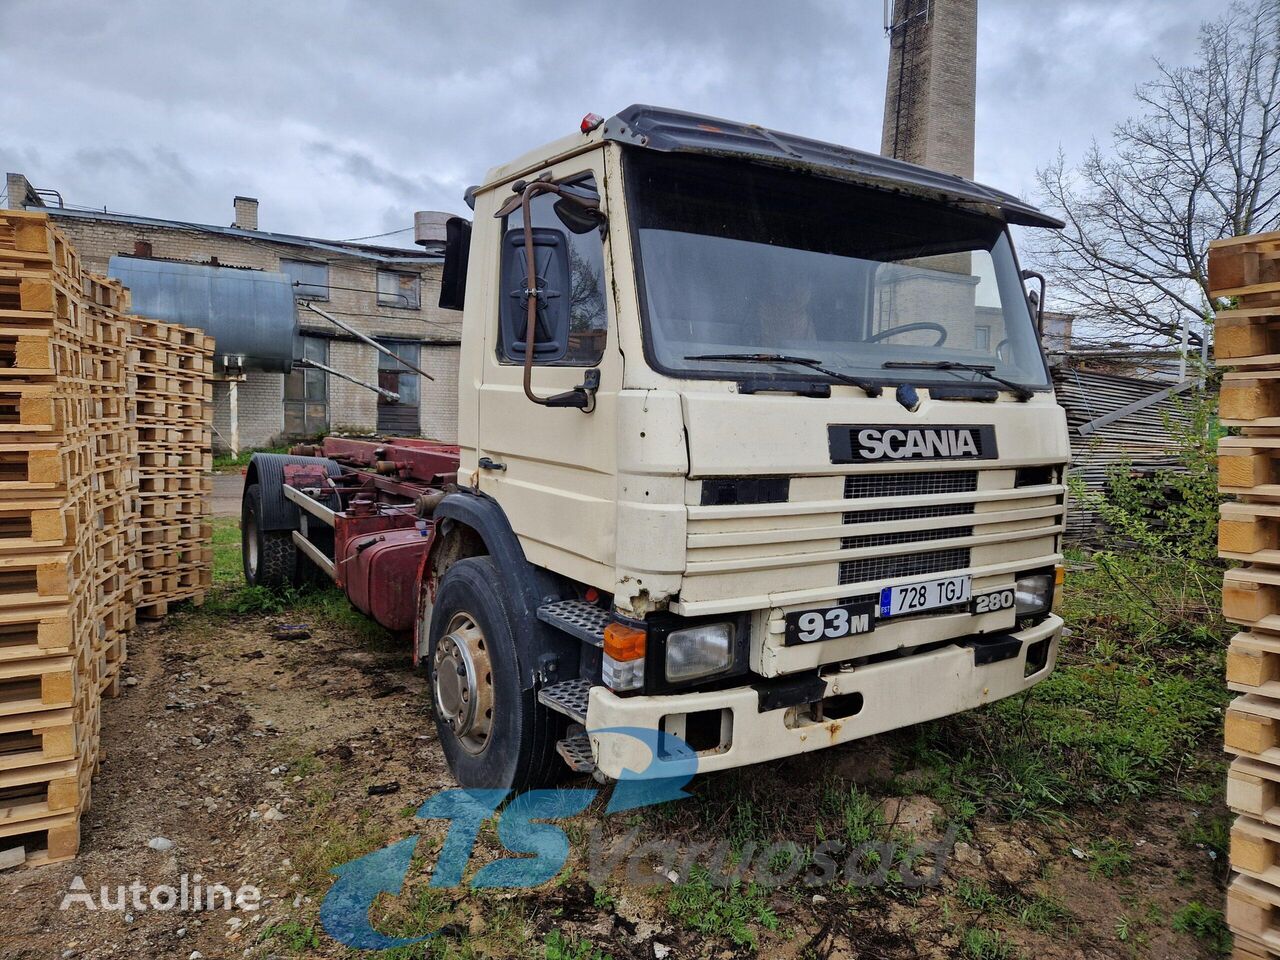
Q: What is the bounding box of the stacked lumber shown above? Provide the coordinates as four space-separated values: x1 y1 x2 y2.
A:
0 211 101 868
128 318 213 619
1212 230 1280 957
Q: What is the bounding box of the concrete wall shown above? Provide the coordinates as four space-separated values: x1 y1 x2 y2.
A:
29 209 463 448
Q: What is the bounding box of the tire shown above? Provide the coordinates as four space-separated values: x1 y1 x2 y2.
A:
427 556 563 790
241 483 297 588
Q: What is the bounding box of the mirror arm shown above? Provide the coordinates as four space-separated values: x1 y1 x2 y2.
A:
1020 268 1047 334
513 179 603 409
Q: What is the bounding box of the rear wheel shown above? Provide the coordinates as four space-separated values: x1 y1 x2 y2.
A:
428 556 562 790
241 483 297 588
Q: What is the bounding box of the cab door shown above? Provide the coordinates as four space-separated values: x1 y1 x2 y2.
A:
474 152 621 589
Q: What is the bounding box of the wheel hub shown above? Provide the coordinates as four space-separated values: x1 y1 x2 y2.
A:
433 612 494 755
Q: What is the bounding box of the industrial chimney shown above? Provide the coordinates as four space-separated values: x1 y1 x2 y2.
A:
881 0 977 178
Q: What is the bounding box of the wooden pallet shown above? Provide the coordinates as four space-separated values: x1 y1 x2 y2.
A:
0 758 80 827
1224 568 1280 629
0 605 76 663
0 656 75 717
0 708 76 772
0 808 78 868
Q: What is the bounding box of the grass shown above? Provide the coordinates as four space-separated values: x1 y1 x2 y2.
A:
212 444 291 472
1171 901 1232 955
893 558 1230 831
667 866 779 948
543 930 615 960
200 515 393 646
260 919 322 952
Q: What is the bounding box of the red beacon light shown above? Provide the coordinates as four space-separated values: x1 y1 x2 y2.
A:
580 113 604 134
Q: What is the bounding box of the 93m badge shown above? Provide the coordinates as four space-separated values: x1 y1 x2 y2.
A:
784 601 877 645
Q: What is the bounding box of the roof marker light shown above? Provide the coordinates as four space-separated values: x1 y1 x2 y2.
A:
581 113 604 134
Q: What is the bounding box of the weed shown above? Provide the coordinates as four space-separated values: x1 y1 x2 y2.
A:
1181 813 1230 868
955 879 1002 915
1087 838 1133 879
592 885 616 911
667 866 779 948
1171 901 1231 955
1013 893 1072 933
260 919 321 952
543 930 615 960
960 927 1017 959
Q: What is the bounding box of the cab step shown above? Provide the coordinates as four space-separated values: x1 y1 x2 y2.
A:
537 678 592 723
536 599 608 646
555 733 595 774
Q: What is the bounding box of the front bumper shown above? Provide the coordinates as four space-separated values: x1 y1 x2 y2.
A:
586 614 1062 780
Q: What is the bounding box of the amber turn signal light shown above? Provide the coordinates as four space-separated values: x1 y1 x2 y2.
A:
603 622 646 662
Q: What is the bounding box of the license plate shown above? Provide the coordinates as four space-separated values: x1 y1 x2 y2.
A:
879 575 971 618
784 601 877 645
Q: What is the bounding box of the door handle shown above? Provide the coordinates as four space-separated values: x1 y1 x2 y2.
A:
478 457 506 471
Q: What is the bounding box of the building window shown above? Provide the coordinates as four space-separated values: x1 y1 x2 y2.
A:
284 336 329 436
377 339 421 434
281 259 329 300
377 270 421 310
975 325 992 351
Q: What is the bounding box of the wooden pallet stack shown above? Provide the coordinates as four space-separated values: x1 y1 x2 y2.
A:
0 211 100 869
1211 230 1280 958
128 318 214 619
83 275 139 698
0 210 214 869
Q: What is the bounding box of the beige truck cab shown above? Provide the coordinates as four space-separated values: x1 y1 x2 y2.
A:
425 105 1069 788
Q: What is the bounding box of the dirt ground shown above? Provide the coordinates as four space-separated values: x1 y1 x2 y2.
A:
1 569 1230 959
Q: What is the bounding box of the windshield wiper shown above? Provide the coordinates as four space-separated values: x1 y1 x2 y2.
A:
880 360 1035 402
684 353 882 396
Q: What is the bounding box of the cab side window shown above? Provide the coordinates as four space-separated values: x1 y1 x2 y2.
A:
498 175 607 365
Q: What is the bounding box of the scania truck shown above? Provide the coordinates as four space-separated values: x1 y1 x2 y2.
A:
242 105 1070 790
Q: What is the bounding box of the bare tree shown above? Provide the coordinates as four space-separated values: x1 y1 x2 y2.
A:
1033 0 1280 350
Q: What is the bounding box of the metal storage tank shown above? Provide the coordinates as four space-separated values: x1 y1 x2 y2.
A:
107 255 300 373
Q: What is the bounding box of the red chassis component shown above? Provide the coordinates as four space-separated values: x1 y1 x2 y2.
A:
281 436 462 638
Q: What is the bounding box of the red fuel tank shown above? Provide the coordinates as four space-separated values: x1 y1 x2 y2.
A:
340 527 432 632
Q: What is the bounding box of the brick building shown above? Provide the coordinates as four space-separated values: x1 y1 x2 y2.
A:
5 172 461 451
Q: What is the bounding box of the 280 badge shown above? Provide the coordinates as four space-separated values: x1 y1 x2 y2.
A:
970 588 1015 615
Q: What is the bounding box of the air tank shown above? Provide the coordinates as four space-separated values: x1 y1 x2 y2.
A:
107 255 301 373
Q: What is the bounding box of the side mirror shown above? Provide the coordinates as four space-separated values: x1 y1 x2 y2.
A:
1020 269 1046 334
438 217 471 311
553 196 606 235
499 227 571 362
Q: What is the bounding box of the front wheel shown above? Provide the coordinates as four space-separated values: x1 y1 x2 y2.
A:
427 556 562 790
241 483 297 588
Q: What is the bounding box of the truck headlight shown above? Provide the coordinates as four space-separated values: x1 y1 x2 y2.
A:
1015 571 1054 616
665 623 734 682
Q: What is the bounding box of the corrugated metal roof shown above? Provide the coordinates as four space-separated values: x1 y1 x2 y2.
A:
1053 365 1197 540
36 206 441 265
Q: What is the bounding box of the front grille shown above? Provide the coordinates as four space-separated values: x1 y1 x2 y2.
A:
844 470 977 500
839 547 971 586
843 502 974 525
841 527 973 550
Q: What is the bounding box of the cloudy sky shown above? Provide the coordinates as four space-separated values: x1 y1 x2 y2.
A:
1 0 1225 248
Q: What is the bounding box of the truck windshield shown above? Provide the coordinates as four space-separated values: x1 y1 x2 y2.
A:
625 153 1050 392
